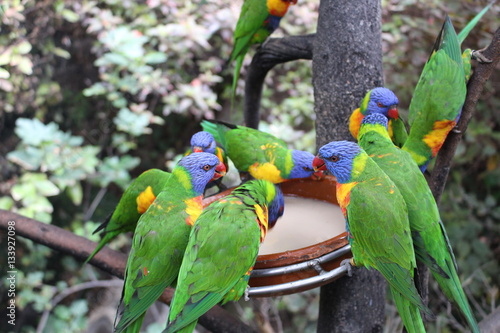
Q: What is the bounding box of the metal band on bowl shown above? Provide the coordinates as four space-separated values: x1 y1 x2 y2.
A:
248 244 352 297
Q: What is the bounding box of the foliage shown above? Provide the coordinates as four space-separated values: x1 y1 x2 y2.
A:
0 0 498 332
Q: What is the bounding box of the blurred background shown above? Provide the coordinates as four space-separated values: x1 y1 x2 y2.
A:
0 0 498 332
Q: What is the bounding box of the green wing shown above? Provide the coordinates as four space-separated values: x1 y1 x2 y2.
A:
230 0 271 102
85 169 171 263
359 125 479 332
115 182 195 333
403 16 465 170
165 194 264 332
346 162 430 315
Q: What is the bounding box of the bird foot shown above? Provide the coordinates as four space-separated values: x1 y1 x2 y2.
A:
340 258 355 277
471 48 492 64
452 125 462 134
244 286 250 301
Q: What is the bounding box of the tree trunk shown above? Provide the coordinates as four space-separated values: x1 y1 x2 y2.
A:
313 0 387 331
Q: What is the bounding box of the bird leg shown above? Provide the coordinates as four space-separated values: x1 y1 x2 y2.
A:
471 48 493 64
340 258 355 277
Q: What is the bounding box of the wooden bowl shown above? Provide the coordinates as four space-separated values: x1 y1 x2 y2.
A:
202 175 352 297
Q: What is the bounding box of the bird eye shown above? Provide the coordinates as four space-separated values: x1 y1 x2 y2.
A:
377 102 384 107
303 166 312 171
202 164 211 171
329 156 339 162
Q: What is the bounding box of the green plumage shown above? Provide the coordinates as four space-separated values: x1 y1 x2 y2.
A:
316 141 431 333
229 0 294 103
85 169 171 264
402 6 491 170
358 117 479 332
115 154 221 333
201 120 302 183
163 180 278 333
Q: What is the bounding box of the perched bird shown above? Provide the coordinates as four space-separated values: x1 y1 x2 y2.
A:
348 87 407 147
358 113 479 332
313 141 431 333
230 0 297 102
114 153 226 333
401 17 466 171
84 168 171 264
185 131 229 190
163 179 284 333
201 120 323 183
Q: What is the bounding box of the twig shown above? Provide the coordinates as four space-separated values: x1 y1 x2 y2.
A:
0 210 256 333
429 27 500 203
83 187 107 222
36 279 123 333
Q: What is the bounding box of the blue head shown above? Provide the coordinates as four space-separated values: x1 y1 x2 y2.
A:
361 113 389 128
177 152 225 194
289 150 323 180
363 87 399 119
190 131 216 154
313 141 361 184
268 185 285 229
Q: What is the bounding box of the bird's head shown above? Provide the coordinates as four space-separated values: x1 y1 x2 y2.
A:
362 87 399 120
190 131 216 154
268 184 285 229
289 150 324 180
177 153 226 194
313 141 361 184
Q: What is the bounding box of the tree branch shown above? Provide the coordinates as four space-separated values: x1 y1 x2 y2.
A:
429 27 500 203
244 34 314 128
0 210 256 333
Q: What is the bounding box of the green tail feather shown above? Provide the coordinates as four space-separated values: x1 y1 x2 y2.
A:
231 54 245 108
391 287 426 333
200 120 232 150
120 312 145 333
432 259 479 333
457 2 493 45
163 320 197 333
433 16 462 66
84 232 116 264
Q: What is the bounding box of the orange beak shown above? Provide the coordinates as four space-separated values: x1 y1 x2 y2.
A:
311 169 324 180
211 161 226 180
312 156 327 172
193 147 204 153
388 105 399 119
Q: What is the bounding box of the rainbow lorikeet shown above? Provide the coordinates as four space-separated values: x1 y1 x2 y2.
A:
313 141 432 333
402 7 492 171
163 179 284 333
201 120 323 183
230 0 297 102
358 113 479 332
185 131 229 190
114 153 226 333
348 87 407 147
84 168 171 264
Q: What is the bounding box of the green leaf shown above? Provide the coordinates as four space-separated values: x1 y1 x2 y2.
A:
61 9 79 23
53 47 71 59
0 196 15 210
0 67 10 79
66 182 83 205
143 51 167 64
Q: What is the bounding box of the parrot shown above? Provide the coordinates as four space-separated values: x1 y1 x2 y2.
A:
313 141 432 333
84 168 171 264
201 120 323 183
348 87 408 148
184 131 229 190
402 7 492 171
85 132 225 264
230 0 297 102
114 153 226 333
358 113 479 332
163 179 285 333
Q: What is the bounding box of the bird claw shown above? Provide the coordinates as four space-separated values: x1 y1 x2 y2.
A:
471 48 492 64
452 126 461 134
341 258 355 277
244 285 250 301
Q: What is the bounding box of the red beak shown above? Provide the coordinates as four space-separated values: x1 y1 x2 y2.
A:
193 147 204 153
312 156 327 172
211 161 226 180
388 106 399 119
